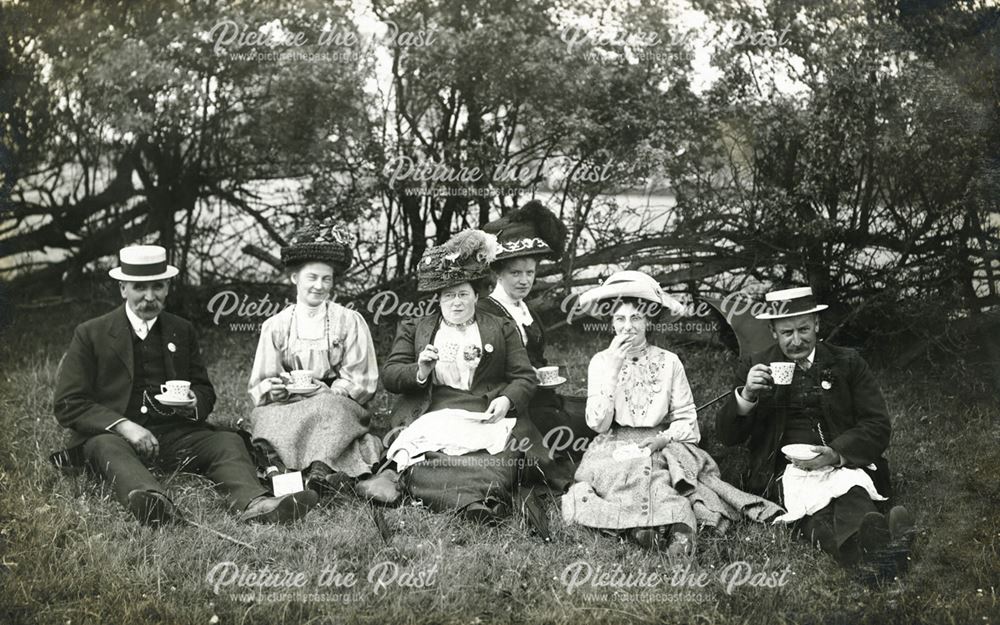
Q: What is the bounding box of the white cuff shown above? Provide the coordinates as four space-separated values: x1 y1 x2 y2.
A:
416 370 428 385
106 418 128 432
734 387 757 415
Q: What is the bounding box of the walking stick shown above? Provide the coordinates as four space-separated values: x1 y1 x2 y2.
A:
695 390 730 413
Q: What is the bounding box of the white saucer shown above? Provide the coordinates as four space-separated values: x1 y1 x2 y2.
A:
538 376 567 388
155 393 195 407
781 444 820 461
287 383 320 394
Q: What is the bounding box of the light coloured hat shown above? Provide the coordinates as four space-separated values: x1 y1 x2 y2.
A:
577 270 685 316
755 286 828 320
108 245 179 282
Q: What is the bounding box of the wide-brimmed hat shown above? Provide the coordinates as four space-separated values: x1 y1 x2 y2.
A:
108 245 179 282
755 286 828 320
280 222 354 274
576 270 685 316
481 200 568 262
417 229 499 292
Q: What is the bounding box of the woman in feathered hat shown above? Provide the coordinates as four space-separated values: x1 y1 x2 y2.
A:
355 230 538 524
243 222 383 494
561 271 782 556
478 200 593 491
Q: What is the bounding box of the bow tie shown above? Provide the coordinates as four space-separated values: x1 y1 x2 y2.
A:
796 358 811 371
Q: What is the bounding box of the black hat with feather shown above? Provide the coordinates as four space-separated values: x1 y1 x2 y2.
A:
481 200 568 262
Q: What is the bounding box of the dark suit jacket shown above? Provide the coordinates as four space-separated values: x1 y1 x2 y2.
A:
53 305 216 453
477 297 547 368
381 311 537 429
715 341 892 500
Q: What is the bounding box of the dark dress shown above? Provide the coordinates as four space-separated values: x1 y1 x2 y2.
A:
477 297 596 491
380 312 538 512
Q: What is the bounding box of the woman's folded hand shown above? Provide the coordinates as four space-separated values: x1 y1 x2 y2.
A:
639 435 672 453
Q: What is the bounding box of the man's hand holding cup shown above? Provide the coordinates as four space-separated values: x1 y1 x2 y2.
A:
741 364 773 402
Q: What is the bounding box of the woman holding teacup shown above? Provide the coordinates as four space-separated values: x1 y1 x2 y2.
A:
561 271 782 557
355 230 537 524
245 223 382 493
478 201 593 491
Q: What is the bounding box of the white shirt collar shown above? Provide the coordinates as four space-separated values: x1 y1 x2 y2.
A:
125 303 158 337
804 347 816 365
489 283 534 327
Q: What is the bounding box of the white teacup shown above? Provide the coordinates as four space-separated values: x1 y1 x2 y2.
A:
160 379 191 400
537 366 561 385
438 342 460 363
769 362 796 386
289 369 313 388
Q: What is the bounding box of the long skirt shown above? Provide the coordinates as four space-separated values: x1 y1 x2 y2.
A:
249 392 382 477
403 449 522 512
516 390 596 492
562 427 782 532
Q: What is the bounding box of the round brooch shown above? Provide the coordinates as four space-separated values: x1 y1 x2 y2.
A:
821 380 832 390
167 342 177 353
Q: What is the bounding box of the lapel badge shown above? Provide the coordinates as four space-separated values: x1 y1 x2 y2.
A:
484 343 494 353
167 342 177 353
821 380 832 390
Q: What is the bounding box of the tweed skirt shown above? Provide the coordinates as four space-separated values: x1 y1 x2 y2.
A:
249 392 382 476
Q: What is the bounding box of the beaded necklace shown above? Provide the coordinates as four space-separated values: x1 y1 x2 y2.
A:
441 314 476 329
619 347 665 423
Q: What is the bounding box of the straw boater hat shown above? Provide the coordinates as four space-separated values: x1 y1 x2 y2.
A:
481 200 568 262
108 245 179 281
417 229 499 292
754 286 828 320
280 222 354 274
577 270 686 316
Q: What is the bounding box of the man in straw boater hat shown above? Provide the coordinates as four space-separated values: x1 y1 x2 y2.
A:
52 245 317 525
715 286 916 579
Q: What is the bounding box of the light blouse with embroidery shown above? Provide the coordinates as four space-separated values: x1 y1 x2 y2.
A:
586 344 700 443
248 302 379 406
430 321 483 390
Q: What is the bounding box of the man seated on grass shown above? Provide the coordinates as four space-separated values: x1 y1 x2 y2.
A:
715 287 916 580
51 245 317 526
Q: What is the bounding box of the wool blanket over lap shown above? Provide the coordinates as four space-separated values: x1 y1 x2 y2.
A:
562 428 784 532
249 392 382 476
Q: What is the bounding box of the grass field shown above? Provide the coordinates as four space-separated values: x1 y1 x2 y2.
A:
0 298 998 625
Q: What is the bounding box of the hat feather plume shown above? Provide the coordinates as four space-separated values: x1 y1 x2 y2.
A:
508 200 568 258
442 229 499 264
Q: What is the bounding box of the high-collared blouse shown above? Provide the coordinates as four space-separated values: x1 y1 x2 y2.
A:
586 344 700 443
248 302 379 406
430 321 483 390
488 284 535 344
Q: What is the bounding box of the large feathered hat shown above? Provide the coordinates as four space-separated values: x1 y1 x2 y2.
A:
280 222 354 274
481 200 568 262
417 229 500 292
